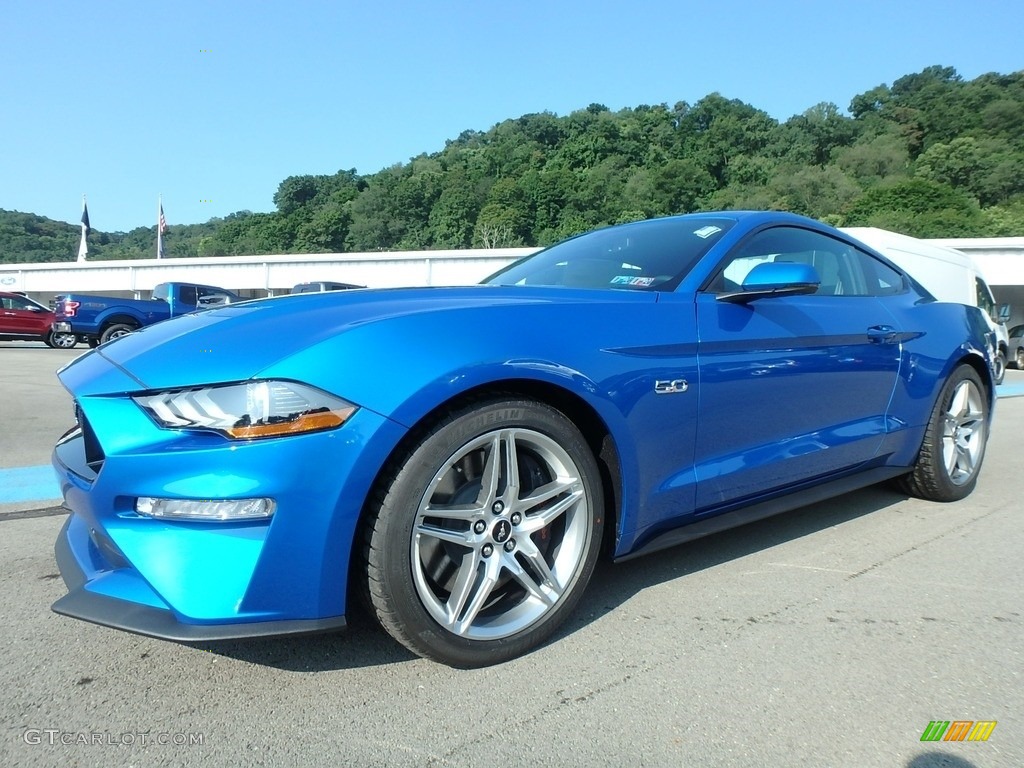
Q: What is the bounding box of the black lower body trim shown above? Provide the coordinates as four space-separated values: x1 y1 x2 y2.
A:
617 465 908 562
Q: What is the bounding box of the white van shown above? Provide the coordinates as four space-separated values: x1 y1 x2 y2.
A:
842 227 1011 384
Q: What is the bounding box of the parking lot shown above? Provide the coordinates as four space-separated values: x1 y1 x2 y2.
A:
1 340 1021 767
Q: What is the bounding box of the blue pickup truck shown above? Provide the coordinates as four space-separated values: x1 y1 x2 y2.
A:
52 282 240 347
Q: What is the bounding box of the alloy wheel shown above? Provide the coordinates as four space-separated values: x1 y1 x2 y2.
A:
411 427 590 641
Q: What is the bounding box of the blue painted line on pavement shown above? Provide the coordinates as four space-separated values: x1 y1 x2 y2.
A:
997 382 1024 398
0 465 61 504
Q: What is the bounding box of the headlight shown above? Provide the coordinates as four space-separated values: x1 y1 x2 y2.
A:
132 380 357 439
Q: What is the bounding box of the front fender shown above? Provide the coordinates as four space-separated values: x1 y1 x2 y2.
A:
254 300 680 559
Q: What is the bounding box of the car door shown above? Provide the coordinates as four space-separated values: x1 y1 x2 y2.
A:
692 226 905 513
1 294 51 336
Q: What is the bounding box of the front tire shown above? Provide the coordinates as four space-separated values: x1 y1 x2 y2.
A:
993 351 1006 385
364 398 604 668
1015 347 1024 371
898 364 989 502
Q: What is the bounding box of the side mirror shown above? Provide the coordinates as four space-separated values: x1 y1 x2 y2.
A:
998 303 1011 322
718 262 821 304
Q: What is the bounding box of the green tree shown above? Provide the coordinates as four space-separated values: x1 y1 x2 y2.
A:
844 178 983 236
429 170 482 248
682 94 777 184
832 133 910 187
770 166 861 219
981 198 1024 236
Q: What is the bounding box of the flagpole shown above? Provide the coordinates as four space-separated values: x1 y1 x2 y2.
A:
77 194 89 262
157 195 163 259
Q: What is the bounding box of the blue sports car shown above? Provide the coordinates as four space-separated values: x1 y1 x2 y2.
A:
51 211 994 667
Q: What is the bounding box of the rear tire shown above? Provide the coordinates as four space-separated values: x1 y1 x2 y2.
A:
993 351 1006 385
898 364 988 502
364 398 604 668
99 323 134 345
50 331 78 349
1015 348 1024 370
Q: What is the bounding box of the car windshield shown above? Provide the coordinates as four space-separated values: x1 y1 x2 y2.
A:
483 216 735 291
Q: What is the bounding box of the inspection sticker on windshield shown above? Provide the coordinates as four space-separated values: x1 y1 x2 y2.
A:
693 225 722 239
611 276 656 287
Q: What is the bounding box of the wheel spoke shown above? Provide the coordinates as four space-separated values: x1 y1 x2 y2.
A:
945 435 960 476
420 502 481 522
416 519 473 547
474 430 522 507
960 412 984 430
943 435 957 476
957 422 977 441
452 558 500 635
508 539 561 606
445 549 484 630
475 434 503 506
518 477 579 512
503 431 521 505
417 501 480 545
956 444 975 476
517 482 583 533
948 383 969 419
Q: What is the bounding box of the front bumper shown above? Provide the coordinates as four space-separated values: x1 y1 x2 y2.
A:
50 368 406 643
53 514 347 641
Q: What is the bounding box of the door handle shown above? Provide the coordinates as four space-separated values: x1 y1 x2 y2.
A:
867 325 897 343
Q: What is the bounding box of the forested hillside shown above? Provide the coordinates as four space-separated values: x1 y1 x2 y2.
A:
3 65 1022 264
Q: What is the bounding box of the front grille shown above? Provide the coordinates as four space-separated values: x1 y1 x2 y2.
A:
75 403 105 472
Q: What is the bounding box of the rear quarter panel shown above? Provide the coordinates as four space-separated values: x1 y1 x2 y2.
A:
881 295 994 466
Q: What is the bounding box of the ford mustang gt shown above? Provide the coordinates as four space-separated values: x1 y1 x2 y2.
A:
51 211 994 667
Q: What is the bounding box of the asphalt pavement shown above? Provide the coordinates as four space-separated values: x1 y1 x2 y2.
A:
1 339 1021 767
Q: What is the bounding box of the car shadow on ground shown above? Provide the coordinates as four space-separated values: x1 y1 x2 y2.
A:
199 483 909 672
906 753 976 768
567 483 908 629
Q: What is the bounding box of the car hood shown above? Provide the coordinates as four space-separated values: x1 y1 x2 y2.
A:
59 285 659 397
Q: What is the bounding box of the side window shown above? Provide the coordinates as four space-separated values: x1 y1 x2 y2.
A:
975 277 996 320
709 227 905 297
197 288 230 307
858 252 905 296
178 286 197 305
711 227 864 295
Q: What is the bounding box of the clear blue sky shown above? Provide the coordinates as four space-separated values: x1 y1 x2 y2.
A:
1 0 1021 232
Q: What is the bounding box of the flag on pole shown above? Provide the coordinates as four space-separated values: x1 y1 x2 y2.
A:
77 197 90 262
157 197 168 259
